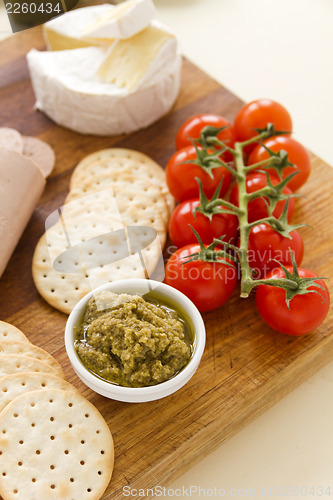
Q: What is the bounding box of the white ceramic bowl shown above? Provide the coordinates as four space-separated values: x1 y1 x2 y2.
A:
65 279 206 403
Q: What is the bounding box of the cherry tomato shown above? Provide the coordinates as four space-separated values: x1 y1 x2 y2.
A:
176 114 235 161
256 267 330 335
165 244 237 312
233 99 292 154
166 145 231 202
246 224 304 279
229 172 295 223
248 136 311 191
169 198 238 248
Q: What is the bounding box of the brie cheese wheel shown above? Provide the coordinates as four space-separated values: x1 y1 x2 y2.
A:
43 0 156 51
27 40 181 136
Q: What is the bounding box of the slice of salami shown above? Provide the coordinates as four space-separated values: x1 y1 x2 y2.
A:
22 136 56 178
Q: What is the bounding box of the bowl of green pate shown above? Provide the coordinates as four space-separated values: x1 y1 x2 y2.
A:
65 279 206 403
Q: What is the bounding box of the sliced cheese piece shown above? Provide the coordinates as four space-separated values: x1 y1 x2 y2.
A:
43 4 113 51
82 0 156 40
97 22 176 91
0 148 45 277
27 44 181 136
43 0 156 51
44 30 102 52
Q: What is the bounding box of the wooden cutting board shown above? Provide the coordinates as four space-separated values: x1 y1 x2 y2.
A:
0 24 332 500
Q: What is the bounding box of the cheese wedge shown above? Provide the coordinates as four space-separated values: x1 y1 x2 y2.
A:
43 0 155 51
43 4 112 51
0 148 45 277
83 0 156 40
96 24 176 91
27 42 181 136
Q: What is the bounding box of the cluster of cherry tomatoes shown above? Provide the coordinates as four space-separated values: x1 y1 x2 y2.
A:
164 99 330 336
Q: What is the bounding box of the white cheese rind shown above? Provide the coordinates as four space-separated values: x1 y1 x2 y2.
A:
27 47 182 136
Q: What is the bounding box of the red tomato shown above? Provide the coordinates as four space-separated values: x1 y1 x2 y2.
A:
166 145 231 202
233 99 292 154
256 267 330 335
176 114 235 161
247 224 304 278
229 172 295 223
165 244 238 312
248 136 311 191
169 198 238 248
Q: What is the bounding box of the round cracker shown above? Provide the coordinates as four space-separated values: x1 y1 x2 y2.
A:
62 189 167 247
0 371 76 412
0 354 62 378
0 322 30 343
66 172 169 226
71 148 165 186
70 148 175 215
33 232 91 314
22 136 56 178
0 128 23 153
0 341 64 379
32 215 162 314
0 388 114 500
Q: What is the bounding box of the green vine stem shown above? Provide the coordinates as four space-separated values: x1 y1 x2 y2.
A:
233 141 297 297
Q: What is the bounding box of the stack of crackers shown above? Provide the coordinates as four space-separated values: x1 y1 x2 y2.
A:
33 148 174 314
0 321 114 500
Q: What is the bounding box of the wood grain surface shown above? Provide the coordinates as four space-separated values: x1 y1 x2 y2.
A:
0 22 332 500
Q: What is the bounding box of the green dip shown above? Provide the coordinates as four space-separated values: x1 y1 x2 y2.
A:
74 290 193 388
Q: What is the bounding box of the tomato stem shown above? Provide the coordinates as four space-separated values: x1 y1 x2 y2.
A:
251 278 299 291
243 157 276 172
238 130 269 149
233 142 255 297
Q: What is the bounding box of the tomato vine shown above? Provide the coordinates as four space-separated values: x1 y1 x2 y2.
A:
184 123 327 304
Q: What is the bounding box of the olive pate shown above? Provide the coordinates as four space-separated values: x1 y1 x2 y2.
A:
74 290 192 387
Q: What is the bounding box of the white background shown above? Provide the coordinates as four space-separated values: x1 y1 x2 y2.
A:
1 0 333 497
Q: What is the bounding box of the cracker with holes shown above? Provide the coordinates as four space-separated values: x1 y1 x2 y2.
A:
0 355 64 378
0 341 64 379
66 173 169 227
63 190 167 247
0 322 30 343
69 148 175 215
70 148 163 183
0 372 76 412
0 388 114 500
32 214 163 314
